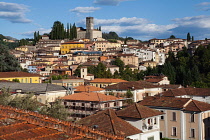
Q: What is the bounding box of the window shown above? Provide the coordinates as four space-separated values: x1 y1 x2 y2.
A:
190 113 195 122
172 112 176 121
172 127 177 136
147 136 154 140
160 132 163 139
154 117 157 124
190 128 195 138
160 110 164 120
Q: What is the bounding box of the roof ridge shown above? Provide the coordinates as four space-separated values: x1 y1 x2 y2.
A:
108 109 117 135
170 89 175 96
0 105 125 140
191 100 202 112
135 103 142 118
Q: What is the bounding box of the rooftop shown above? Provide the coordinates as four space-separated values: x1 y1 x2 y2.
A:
0 82 66 93
0 105 124 140
116 103 164 119
139 96 210 112
74 85 104 92
90 78 127 83
77 109 142 137
161 87 210 97
105 81 160 90
61 92 122 102
0 72 42 78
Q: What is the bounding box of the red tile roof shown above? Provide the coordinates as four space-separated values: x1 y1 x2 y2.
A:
139 96 190 109
61 92 122 102
145 78 162 83
77 109 142 137
161 87 210 97
116 103 164 119
105 81 160 90
139 96 210 112
74 85 104 92
0 72 42 78
0 105 125 140
90 78 127 83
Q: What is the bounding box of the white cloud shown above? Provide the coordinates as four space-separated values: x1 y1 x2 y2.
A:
197 2 210 6
70 7 101 13
173 15 210 28
196 2 210 11
94 0 131 6
20 28 51 38
0 2 31 23
95 17 149 26
90 17 177 39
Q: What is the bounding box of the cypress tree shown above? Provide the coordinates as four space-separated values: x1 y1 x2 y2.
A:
187 32 191 41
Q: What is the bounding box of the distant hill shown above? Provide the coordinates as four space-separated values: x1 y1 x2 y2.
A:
0 34 19 49
0 34 18 41
5 36 18 41
0 34 6 40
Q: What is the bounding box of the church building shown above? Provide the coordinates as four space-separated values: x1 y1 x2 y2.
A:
77 17 102 40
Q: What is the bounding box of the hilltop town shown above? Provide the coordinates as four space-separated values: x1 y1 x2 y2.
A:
1 17 210 140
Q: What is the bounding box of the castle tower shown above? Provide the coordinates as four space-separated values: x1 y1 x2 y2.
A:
86 17 94 40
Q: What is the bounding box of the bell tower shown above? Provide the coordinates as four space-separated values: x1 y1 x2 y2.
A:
86 17 94 40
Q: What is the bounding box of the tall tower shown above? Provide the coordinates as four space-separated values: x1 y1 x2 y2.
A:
86 17 94 40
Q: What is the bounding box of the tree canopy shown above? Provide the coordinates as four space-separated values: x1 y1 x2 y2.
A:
49 21 77 40
0 88 70 121
0 45 21 72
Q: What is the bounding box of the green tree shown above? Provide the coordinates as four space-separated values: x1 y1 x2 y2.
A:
73 65 83 77
50 21 65 40
192 36 194 41
112 58 125 73
39 99 70 120
165 51 176 66
95 62 107 78
104 69 113 78
0 87 12 105
191 65 201 82
12 79 20 82
125 89 133 104
162 62 176 84
187 32 191 41
0 45 21 72
9 94 40 111
169 35 176 39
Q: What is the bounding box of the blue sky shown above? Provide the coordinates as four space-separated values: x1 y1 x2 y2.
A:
1 0 210 41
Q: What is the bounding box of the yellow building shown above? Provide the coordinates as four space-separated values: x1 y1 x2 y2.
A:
60 42 85 54
15 46 28 52
0 72 42 83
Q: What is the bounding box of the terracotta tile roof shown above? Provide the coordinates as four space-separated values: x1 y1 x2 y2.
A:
74 85 104 92
145 78 162 83
160 84 182 89
0 72 42 78
183 100 210 112
161 87 210 97
139 96 190 109
61 92 122 102
116 103 164 119
90 78 127 83
77 109 142 137
105 81 160 90
0 105 125 140
139 96 210 112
